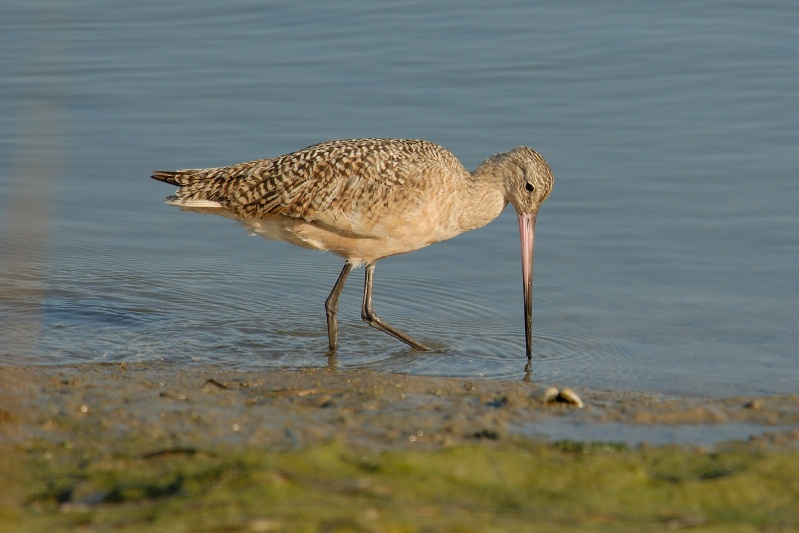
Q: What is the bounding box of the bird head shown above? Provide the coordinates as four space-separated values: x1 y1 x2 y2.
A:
485 146 554 360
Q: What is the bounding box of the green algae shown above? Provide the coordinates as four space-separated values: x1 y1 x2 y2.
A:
7 440 798 532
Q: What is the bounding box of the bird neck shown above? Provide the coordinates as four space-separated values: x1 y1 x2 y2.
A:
459 162 509 232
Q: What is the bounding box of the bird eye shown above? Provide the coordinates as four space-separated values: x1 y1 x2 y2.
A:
525 182 535 192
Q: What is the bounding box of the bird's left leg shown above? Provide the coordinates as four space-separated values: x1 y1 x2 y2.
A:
360 263 432 351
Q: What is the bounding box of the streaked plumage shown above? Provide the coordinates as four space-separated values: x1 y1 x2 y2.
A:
152 138 553 356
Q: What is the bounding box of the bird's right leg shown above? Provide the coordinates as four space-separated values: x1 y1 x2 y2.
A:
325 262 354 349
361 263 433 351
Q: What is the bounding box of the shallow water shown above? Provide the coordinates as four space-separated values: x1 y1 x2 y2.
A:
1 1 797 397
520 420 797 448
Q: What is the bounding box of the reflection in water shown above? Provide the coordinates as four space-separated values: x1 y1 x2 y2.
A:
1 102 64 363
1 6 70 363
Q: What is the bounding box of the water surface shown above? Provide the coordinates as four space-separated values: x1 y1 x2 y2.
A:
1 1 797 397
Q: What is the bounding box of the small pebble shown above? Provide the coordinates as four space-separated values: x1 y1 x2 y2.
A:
744 399 762 410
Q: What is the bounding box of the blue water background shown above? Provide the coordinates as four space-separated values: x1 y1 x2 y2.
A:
1 1 797 396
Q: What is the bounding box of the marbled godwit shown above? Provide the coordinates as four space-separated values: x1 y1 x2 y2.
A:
152 138 553 358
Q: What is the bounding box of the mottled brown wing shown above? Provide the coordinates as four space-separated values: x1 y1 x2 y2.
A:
229 139 465 231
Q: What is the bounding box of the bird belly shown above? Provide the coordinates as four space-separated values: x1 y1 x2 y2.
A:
243 212 456 265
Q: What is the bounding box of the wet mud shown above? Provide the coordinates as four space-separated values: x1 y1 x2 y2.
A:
2 362 798 453
2 363 798 531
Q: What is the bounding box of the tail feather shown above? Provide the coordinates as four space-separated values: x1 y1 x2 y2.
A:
151 169 208 186
151 170 182 185
151 167 236 209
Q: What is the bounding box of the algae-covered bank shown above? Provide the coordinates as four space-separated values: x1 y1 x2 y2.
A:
1 363 798 532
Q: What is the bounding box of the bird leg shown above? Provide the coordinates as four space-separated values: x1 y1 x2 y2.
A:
361 263 432 351
325 262 354 349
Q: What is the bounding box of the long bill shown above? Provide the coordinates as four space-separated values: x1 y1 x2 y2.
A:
517 210 537 359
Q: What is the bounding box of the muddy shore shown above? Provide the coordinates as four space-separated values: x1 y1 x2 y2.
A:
2 363 798 531
2 363 798 451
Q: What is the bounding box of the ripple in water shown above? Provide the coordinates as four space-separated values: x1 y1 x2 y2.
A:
340 327 633 384
2 227 630 386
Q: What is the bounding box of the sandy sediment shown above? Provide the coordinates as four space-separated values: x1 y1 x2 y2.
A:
1 362 797 454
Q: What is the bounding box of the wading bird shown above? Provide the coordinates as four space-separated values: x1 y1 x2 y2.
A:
152 138 553 358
